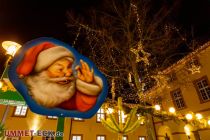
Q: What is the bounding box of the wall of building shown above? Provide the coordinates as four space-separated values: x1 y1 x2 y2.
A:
0 105 148 140
156 45 210 140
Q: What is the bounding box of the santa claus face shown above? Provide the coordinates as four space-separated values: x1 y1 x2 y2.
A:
25 57 76 108
47 57 74 79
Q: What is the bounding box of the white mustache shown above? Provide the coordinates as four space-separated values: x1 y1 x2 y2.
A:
49 76 75 82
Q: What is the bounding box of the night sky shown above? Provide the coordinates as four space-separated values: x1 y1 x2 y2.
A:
0 0 209 44
0 0 100 44
0 0 209 103
0 0 210 67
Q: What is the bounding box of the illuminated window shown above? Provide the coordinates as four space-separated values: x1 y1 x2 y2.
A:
171 89 186 109
97 135 106 140
194 76 210 102
47 116 58 119
13 106 28 117
123 135 128 140
73 118 83 121
72 135 82 140
139 136 146 140
96 108 105 122
42 136 55 140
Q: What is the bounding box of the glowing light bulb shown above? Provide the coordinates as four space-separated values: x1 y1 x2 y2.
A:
184 125 191 136
195 113 203 120
0 81 3 89
106 108 114 114
154 105 161 111
186 114 193 120
169 107 176 113
208 119 210 125
2 41 22 56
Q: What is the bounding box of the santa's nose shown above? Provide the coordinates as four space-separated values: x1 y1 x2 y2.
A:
64 69 73 77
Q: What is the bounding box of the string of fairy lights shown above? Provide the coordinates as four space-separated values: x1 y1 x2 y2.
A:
103 98 210 138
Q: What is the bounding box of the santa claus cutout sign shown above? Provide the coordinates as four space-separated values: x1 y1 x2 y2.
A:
8 37 108 118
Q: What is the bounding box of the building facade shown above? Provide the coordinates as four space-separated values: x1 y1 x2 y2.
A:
154 41 210 140
0 104 147 140
1 41 210 140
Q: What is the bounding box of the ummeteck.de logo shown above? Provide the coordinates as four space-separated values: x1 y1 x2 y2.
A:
4 130 63 137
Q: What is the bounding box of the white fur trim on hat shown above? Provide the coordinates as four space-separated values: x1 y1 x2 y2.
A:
34 46 74 72
76 76 103 96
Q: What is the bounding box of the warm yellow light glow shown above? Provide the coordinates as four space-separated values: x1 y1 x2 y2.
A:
122 111 127 119
169 107 176 113
0 81 3 89
2 41 22 56
30 115 41 135
106 108 114 114
184 125 191 136
186 114 193 120
154 105 161 111
208 119 210 125
195 113 203 120
118 110 127 123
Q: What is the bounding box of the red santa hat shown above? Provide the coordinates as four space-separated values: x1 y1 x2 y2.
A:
16 42 74 77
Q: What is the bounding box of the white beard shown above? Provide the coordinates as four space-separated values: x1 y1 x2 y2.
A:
25 71 76 108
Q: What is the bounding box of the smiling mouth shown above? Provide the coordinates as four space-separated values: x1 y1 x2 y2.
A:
57 79 71 85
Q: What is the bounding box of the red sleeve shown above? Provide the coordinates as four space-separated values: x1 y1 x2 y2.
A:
58 94 77 110
75 91 98 112
58 91 98 112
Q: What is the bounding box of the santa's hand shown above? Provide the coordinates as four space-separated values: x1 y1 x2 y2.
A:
75 60 94 83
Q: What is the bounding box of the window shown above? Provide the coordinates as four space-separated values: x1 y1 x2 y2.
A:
73 118 84 121
171 89 186 109
13 106 28 117
72 135 82 140
97 135 106 140
123 135 128 140
47 116 58 119
139 136 146 140
96 108 105 122
42 136 55 140
194 76 210 102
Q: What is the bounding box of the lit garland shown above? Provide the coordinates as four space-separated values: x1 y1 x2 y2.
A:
111 79 116 102
130 41 150 64
102 97 143 140
103 98 210 138
72 26 81 47
131 3 142 37
188 64 201 74
186 59 201 74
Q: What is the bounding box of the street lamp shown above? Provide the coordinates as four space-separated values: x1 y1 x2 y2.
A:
0 41 22 86
0 41 22 126
2 41 21 57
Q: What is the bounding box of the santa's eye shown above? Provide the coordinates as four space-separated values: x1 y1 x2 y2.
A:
67 65 72 69
58 68 63 72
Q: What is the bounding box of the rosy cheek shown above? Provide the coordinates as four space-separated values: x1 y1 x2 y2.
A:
47 70 63 78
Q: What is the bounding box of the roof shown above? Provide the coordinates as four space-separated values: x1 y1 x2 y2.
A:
141 40 210 101
161 41 210 74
